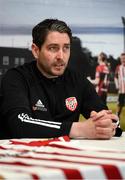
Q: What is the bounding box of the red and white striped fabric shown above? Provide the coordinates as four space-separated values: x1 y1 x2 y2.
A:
0 136 125 179
115 64 125 93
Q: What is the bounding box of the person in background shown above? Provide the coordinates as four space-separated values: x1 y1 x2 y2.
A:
0 19 121 139
88 52 110 105
68 36 90 77
114 53 125 119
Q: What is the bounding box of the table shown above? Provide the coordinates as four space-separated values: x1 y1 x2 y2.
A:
0 133 125 179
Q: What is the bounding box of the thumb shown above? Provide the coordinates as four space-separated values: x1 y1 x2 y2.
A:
90 111 97 117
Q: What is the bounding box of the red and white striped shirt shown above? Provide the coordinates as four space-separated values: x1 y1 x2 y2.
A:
95 64 109 96
0 136 125 179
115 64 125 93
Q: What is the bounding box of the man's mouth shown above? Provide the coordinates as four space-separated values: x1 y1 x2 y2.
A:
54 63 65 68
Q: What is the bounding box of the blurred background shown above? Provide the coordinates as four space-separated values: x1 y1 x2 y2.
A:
0 0 125 130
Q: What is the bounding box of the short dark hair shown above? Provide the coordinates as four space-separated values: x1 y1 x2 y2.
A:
99 52 107 62
32 19 72 49
121 52 125 56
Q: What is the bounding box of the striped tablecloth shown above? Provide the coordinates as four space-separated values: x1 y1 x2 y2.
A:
0 134 125 179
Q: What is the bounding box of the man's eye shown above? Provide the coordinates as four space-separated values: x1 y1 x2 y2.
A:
49 47 58 51
63 46 70 51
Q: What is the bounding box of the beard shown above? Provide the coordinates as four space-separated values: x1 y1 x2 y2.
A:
37 60 67 78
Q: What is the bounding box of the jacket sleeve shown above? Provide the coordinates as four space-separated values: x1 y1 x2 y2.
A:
81 78 108 118
0 69 73 139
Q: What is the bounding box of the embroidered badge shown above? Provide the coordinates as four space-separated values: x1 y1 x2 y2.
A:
65 97 78 111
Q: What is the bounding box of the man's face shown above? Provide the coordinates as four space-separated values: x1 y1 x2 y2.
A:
120 54 125 66
32 31 70 78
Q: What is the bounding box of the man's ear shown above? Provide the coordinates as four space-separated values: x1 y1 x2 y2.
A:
31 43 39 59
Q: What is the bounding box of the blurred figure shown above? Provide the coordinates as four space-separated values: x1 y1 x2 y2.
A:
114 53 125 119
68 36 90 77
88 52 110 105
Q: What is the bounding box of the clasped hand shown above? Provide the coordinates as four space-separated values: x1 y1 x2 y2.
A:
70 110 118 140
89 110 118 139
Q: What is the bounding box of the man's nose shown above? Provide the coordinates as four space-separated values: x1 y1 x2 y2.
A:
56 49 64 59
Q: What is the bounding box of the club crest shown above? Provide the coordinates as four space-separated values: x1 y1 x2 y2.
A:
65 97 78 111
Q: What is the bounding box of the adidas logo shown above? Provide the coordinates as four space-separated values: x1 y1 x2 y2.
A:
35 100 45 108
33 99 47 112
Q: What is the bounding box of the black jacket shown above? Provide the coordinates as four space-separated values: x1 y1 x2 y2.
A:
0 61 121 139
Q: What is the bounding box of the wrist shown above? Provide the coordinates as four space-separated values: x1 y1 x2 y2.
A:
69 122 85 138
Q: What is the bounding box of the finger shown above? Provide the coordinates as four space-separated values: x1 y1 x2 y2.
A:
93 113 119 125
105 113 119 126
90 110 112 118
106 110 112 114
95 119 112 127
91 111 108 121
99 109 112 114
109 113 119 120
90 111 97 117
95 127 114 139
95 119 117 131
96 125 116 135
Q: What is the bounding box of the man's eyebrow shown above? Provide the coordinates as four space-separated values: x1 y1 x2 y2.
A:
48 44 58 46
48 43 70 46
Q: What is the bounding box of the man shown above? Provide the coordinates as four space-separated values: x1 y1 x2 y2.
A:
115 53 125 119
0 19 121 139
